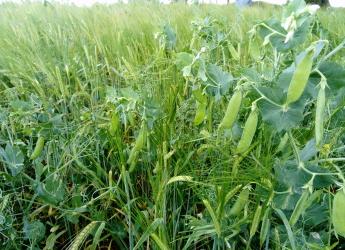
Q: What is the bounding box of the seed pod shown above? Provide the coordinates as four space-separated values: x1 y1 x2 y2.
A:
260 208 271 247
289 190 309 227
228 42 240 61
127 124 147 165
109 112 120 136
286 49 314 105
219 90 242 130
30 136 45 160
194 103 207 126
229 187 250 217
236 106 258 154
250 205 262 238
332 189 345 237
315 79 326 146
249 38 260 60
192 88 207 104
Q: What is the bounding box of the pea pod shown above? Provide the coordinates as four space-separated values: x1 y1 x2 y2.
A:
332 189 345 237
127 124 147 165
228 42 239 61
236 106 258 154
286 49 314 105
260 208 271 247
249 38 260 60
315 79 326 146
250 205 262 238
194 103 207 126
109 112 120 136
30 136 45 160
289 190 309 227
229 187 250 217
219 90 242 130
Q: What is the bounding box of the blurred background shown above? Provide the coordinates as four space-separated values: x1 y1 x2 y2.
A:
0 0 345 7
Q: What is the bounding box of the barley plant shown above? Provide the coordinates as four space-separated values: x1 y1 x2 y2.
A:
0 0 345 249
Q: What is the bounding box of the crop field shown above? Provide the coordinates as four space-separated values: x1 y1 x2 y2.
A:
0 0 345 249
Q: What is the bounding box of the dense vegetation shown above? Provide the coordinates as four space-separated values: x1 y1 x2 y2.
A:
0 1 345 249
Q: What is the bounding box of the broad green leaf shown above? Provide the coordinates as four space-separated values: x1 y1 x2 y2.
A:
273 190 300 211
0 143 24 176
259 99 305 132
33 175 65 206
283 0 306 18
175 52 193 70
310 62 345 92
258 18 310 52
300 139 317 162
304 195 329 227
204 64 233 101
197 60 207 82
23 219 46 243
9 100 33 112
163 24 176 51
305 164 335 189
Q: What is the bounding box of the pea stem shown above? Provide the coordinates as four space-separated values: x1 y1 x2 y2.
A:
322 38 345 62
251 84 282 108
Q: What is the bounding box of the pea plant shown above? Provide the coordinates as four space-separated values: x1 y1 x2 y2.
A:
176 0 345 248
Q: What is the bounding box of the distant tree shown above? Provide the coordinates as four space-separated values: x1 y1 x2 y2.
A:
305 0 329 6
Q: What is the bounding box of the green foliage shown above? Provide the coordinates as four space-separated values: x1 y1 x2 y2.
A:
0 0 345 249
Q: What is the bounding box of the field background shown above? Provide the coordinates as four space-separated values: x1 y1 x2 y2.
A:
0 1 345 249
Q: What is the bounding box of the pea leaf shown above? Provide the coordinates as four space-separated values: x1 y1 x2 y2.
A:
259 99 305 132
204 64 233 101
33 175 65 206
258 18 310 52
310 62 345 93
163 24 176 51
273 191 300 211
0 143 24 176
23 219 46 243
300 139 317 162
175 52 193 70
274 161 312 190
304 196 329 227
305 164 335 189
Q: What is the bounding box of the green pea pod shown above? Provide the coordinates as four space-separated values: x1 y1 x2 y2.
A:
332 189 345 237
109 112 120 136
192 88 207 104
250 205 262 238
30 136 45 160
260 208 271 247
236 107 258 154
219 90 242 130
194 102 207 126
286 49 314 105
228 42 239 61
289 190 309 227
249 38 260 60
229 187 250 217
315 79 326 146
127 124 147 165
